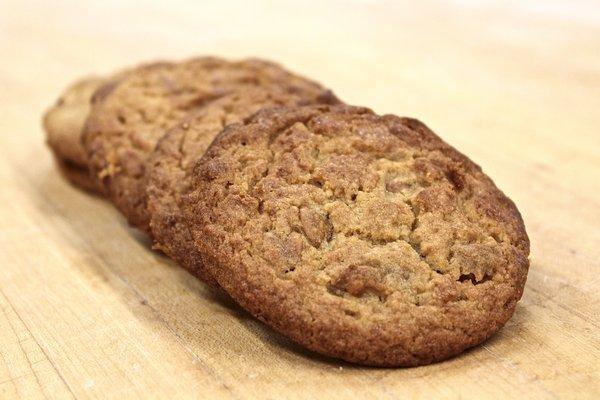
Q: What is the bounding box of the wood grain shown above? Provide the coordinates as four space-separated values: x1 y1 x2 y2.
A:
0 0 598 398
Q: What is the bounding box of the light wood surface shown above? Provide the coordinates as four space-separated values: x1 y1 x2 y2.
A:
1 1 599 398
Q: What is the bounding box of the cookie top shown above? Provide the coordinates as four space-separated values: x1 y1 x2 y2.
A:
184 105 530 366
147 86 338 284
44 77 105 191
83 57 334 232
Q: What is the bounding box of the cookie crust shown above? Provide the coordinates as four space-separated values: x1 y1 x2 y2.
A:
185 105 530 366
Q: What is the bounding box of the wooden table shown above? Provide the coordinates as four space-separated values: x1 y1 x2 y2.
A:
1 1 598 398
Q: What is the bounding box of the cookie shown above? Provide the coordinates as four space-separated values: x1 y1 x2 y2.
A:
83 57 336 233
44 77 105 193
184 105 530 366
147 86 339 284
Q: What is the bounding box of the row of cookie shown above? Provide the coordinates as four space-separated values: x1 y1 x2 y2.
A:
44 57 529 366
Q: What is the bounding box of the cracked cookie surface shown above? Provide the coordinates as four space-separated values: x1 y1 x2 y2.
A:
83 57 332 232
185 105 530 366
147 86 338 285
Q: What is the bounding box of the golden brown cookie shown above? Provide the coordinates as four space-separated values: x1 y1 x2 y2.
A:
146 86 339 285
83 57 337 234
44 77 105 193
184 105 530 366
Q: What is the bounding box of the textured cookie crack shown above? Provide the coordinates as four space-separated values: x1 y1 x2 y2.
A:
226 108 522 299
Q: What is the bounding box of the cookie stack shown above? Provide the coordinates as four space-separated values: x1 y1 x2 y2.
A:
43 56 529 367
